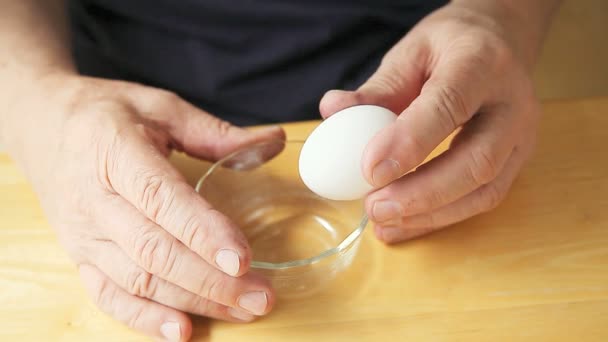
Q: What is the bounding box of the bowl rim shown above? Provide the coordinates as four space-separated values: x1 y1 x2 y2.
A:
194 138 368 270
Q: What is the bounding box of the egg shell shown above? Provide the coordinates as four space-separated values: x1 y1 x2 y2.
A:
299 105 397 201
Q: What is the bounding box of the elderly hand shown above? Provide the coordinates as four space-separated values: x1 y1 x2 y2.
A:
6 75 284 341
320 2 551 243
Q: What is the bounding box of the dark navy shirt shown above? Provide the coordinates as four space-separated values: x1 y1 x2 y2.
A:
69 0 447 125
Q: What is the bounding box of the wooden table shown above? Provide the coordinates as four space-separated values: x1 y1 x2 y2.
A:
534 0 608 100
1 97 608 341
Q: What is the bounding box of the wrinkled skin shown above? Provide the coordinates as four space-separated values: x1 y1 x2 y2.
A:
9 75 284 341
321 3 541 243
2 0 554 340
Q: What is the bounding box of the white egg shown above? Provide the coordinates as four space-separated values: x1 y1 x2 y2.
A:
299 105 397 201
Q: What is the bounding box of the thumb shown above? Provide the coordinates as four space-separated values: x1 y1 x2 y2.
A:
170 99 286 161
319 39 428 118
127 88 286 161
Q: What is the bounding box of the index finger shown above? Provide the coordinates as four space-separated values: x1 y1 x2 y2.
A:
97 194 274 315
107 127 251 277
362 57 489 188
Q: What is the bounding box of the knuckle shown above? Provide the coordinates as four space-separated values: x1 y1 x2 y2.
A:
125 268 155 298
132 229 176 275
367 71 403 97
422 188 447 212
478 183 505 212
180 213 208 251
403 213 435 230
483 34 516 73
401 134 429 163
424 213 439 229
161 243 180 278
135 171 174 222
139 173 163 219
352 89 367 104
154 89 182 110
195 297 213 315
433 84 470 130
395 185 445 214
101 126 132 191
132 230 162 271
214 119 234 140
198 275 226 301
468 146 501 186
126 305 146 330
160 89 180 103
458 30 513 74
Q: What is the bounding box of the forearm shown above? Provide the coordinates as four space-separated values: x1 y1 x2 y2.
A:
0 0 76 151
451 0 562 68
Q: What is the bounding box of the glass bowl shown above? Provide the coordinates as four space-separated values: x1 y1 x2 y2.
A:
195 139 368 298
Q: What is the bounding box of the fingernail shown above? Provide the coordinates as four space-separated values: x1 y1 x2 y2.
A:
228 307 256 322
238 291 267 315
160 321 181 342
215 249 240 276
372 159 401 187
380 227 403 242
372 201 403 222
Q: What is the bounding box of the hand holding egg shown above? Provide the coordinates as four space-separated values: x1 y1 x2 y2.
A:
299 105 397 201
310 3 543 244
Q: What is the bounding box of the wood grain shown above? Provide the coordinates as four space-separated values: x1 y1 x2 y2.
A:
2 97 608 341
534 0 608 100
